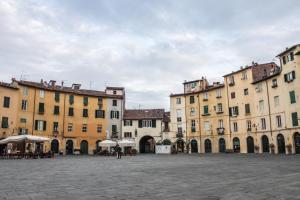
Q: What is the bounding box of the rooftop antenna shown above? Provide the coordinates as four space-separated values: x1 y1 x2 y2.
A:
138 104 142 110
20 71 28 81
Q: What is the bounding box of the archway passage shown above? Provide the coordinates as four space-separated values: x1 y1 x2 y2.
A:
66 140 74 155
247 136 254 153
277 134 286 154
139 136 155 153
233 137 240 153
176 139 185 153
51 139 59 154
191 140 198 153
219 138 226 153
204 139 212 153
80 140 89 155
261 135 269 153
294 132 300 154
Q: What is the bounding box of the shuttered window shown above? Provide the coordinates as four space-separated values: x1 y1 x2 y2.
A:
54 106 60 115
203 105 209 115
1 117 9 128
3 97 10 108
69 95 74 105
54 92 60 102
83 97 88 106
95 110 105 118
38 103 45 114
68 107 74 116
290 91 296 104
292 112 299 127
245 104 251 114
83 109 89 117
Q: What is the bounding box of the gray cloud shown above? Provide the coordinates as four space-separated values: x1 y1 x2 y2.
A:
0 0 300 110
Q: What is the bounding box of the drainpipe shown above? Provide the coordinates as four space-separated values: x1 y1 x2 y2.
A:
184 95 188 153
225 77 232 139
62 93 66 139
265 80 273 141
197 94 202 153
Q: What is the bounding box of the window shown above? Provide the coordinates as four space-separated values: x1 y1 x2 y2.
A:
97 124 102 133
53 122 59 132
68 123 73 132
35 120 46 131
112 125 118 133
218 119 224 128
54 92 60 102
190 96 195 104
203 105 209 115
21 100 27 111
98 97 103 106
23 87 29 96
19 128 28 135
82 124 87 132
204 121 211 131
191 82 197 89
216 89 222 98
261 118 266 130
229 76 235 86
290 52 294 61
1 117 9 128
245 104 251 115
176 98 181 104
39 90 45 98
54 106 60 115
190 107 195 116
272 79 278 88
3 97 10 108
83 109 89 117
124 132 132 138
231 92 235 99
292 112 299 127
83 97 88 106
274 96 280 107
233 122 238 132
289 91 296 104
110 111 119 119
20 118 27 123
284 71 296 82
247 120 251 131
203 92 208 100
217 103 223 113
177 127 183 134
244 88 249 96
142 120 153 128
68 107 74 116
191 120 196 132
276 116 282 128
259 100 264 112
69 95 74 105
38 103 45 114
242 71 247 80
229 106 239 116
256 83 262 93
124 120 132 126
113 90 117 94
112 99 117 106
95 110 105 118
176 109 182 122
282 56 286 65
177 117 182 122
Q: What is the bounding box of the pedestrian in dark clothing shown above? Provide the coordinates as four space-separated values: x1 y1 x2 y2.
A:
116 145 122 159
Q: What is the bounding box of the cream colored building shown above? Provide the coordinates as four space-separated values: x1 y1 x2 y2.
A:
122 109 170 153
170 43 300 154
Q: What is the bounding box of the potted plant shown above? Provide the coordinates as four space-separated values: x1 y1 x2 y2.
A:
286 144 292 154
269 143 275 154
254 145 260 153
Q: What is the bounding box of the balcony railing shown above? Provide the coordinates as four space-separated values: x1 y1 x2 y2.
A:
217 128 225 135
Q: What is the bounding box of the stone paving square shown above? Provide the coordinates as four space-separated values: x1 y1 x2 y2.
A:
0 154 300 200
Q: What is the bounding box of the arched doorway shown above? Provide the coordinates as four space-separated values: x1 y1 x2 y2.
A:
80 140 89 155
294 132 300 154
191 140 198 153
204 139 212 153
139 136 155 153
51 139 59 154
277 134 286 154
261 135 269 153
219 138 226 153
247 136 254 153
233 137 240 153
176 139 185 153
66 140 74 155
162 139 171 145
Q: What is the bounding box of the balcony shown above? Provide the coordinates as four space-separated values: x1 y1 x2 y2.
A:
229 82 235 86
111 133 118 139
217 128 225 135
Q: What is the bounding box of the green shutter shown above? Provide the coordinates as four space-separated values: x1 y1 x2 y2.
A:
54 92 60 102
83 97 88 106
152 120 156 128
292 112 299 127
1 117 8 128
69 95 74 105
204 105 208 114
290 91 296 104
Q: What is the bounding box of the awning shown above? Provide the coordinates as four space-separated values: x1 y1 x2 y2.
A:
0 135 50 144
99 140 117 147
117 139 136 147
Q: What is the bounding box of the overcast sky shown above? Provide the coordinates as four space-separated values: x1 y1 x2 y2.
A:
0 0 299 110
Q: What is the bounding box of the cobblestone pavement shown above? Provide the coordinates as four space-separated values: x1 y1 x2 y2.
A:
0 154 299 200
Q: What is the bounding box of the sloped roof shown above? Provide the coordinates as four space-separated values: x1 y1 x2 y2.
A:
124 109 165 120
0 82 18 90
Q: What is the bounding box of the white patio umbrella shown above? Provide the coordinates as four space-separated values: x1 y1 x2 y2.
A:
118 139 136 147
0 135 50 144
99 140 117 147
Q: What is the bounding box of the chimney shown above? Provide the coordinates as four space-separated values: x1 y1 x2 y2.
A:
72 83 81 90
49 80 56 87
40 79 43 84
61 81 64 87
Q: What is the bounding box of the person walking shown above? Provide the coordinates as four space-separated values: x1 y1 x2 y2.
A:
116 144 122 159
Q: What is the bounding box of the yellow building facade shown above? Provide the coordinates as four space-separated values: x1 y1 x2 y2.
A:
0 79 125 155
170 43 300 154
